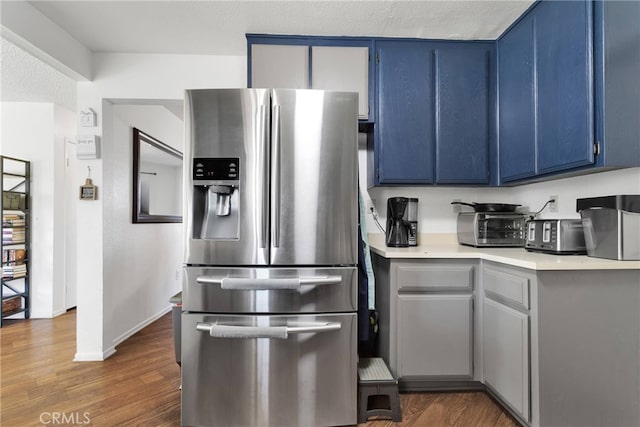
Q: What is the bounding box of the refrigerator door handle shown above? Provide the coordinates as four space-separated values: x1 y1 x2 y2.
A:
298 276 343 286
196 321 342 339
272 104 281 248
258 104 269 249
196 275 343 290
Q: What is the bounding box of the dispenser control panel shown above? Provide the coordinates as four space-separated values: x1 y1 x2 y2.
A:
193 158 239 181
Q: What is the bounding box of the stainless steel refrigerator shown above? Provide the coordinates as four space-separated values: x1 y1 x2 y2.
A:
181 88 358 427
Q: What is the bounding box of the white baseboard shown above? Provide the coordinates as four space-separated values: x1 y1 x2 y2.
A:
73 350 110 362
102 346 117 359
72 306 171 362
52 308 66 317
111 305 172 348
28 308 66 318
29 310 52 318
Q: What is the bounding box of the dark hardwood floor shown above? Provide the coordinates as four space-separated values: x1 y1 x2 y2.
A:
1 310 519 426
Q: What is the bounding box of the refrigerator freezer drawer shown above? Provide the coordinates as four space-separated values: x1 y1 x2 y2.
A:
183 266 357 313
181 312 357 427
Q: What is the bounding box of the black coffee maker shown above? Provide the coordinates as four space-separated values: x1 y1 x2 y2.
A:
386 197 410 247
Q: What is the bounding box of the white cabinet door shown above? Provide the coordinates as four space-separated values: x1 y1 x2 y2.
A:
397 294 473 377
483 297 530 421
311 46 369 119
251 44 309 89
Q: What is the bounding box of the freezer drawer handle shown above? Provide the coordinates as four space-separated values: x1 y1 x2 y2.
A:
196 321 342 339
195 275 342 290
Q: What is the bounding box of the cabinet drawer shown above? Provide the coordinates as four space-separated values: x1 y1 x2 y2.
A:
396 264 474 292
483 265 529 309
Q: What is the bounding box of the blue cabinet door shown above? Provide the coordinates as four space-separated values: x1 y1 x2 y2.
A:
498 14 536 182
376 41 434 184
535 0 594 173
434 44 492 184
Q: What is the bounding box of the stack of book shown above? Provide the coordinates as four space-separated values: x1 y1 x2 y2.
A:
2 214 26 245
3 262 26 279
2 228 25 245
2 214 25 227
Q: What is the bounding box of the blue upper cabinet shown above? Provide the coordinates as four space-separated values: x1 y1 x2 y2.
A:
375 41 495 186
434 44 493 184
498 13 536 182
376 41 435 184
593 0 640 169
535 0 594 174
498 0 594 183
498 0 640 183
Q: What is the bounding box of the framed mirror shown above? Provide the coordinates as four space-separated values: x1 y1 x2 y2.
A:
132 127 183 223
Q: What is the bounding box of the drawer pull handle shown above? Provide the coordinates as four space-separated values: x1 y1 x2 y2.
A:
195 275 342 290
196 321 342 339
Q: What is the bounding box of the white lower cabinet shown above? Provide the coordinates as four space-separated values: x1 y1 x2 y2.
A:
483 297 530 421
398 294 473 377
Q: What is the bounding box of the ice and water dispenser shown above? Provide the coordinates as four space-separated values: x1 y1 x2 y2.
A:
191 158 240 240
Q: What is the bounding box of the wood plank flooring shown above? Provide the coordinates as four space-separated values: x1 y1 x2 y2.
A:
1 310 519 426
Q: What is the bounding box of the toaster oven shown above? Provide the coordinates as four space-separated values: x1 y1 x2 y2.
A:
457 212 526 247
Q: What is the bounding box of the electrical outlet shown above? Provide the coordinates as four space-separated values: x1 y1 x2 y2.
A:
452 199 462 213
549 195 558 213
366 198 377 213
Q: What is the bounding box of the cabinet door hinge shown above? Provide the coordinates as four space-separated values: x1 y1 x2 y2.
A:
375 52 380 64
594 141 601 156
376 168 381 180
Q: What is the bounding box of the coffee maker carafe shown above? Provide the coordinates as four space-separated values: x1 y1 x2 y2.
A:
386 197 410 247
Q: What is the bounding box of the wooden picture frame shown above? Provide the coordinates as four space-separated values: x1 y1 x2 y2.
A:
79 178 97 200
132 127 183 223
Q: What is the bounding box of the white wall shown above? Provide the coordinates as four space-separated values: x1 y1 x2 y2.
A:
513 167 640 218
101 104 183 352
74 52 246 360
362 167 640 237
1 102 74 318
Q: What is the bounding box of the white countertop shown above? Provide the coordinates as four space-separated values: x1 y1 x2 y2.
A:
368 233 640 271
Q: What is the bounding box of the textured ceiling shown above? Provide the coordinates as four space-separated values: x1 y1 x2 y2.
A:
0 38 77 110
27 1 535 56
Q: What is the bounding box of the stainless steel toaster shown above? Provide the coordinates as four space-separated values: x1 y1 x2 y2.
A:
525 219 586 254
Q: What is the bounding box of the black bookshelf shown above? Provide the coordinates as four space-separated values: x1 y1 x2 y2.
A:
1 156 30 327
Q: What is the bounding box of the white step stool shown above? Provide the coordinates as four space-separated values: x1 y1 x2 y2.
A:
357 357 402 423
